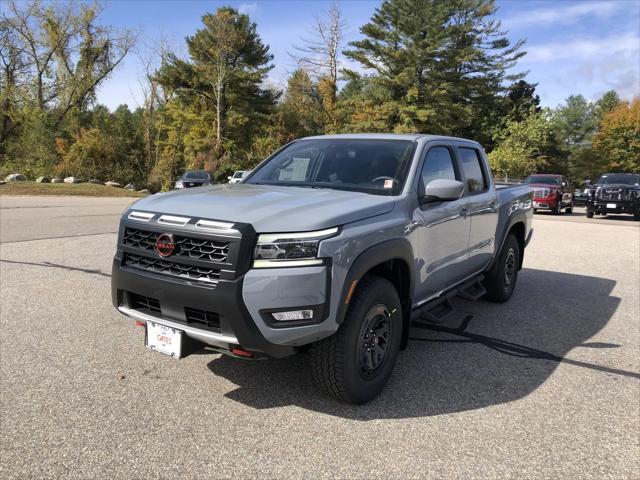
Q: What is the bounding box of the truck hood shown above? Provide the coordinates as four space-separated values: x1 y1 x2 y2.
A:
130 184 395 232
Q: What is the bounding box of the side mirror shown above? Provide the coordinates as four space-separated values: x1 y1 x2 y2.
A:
421 179 465 203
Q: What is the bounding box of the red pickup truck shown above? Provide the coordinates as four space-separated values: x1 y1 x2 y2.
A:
524 174 573 214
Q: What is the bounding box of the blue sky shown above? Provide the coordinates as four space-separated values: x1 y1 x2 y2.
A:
96 0 640 110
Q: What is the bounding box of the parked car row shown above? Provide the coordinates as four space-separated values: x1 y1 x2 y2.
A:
524 172 639 221
174 170 251 189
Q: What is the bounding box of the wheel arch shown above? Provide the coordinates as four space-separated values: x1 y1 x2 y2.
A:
336 238 415 350
490 212 527 273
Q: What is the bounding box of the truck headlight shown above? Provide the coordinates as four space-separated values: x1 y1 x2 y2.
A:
253 227 338 268
175 180 184 189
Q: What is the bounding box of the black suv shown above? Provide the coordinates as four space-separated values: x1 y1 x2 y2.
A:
585 173 640 220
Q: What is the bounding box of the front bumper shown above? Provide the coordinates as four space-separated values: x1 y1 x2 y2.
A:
533 196 561 210
586 199 640 215
112 260 299 358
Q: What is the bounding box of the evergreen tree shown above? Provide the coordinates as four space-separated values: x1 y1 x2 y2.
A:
343 0 525 140
155 7 275 159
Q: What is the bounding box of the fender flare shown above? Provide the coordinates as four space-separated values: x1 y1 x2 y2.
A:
488 209 527 273
336 238 415 349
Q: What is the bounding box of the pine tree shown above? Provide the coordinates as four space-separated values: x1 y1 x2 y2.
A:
155 7 275 158
343 0 525 139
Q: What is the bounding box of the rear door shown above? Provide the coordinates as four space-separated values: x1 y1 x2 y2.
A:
457 147 498 273
412 144 471 302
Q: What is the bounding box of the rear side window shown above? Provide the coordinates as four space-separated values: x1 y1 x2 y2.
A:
458 148 487 193
421 147 458 186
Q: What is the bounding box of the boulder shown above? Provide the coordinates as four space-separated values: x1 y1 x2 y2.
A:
105 181 122 188
138 189 150 194
124 183 138 190
89 179 103 184
51 177 63 183
63 176 83 184
36 176 51 183
4 173 26 182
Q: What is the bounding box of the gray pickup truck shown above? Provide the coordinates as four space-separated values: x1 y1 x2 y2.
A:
112 134 533 403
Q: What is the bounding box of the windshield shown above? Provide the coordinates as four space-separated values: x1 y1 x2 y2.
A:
597 174 640 186
524 175 560 185
183 171 209 179
245 139 417 195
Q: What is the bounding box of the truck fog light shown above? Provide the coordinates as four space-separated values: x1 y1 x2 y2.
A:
271 309 314 321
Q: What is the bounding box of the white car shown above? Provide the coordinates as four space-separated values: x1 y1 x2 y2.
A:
228 171 249 184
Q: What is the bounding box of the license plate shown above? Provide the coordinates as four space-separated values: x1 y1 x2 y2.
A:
146 321 183 358
606 203 617 209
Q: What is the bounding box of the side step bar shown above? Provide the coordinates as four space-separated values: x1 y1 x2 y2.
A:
411 275 486 323
456 276 487 301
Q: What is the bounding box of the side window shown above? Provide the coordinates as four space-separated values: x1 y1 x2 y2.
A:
458 148 487 193
421 146 458 187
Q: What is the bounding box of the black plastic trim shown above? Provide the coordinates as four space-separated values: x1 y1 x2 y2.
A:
112 242 296 359
336 238 415 350
488 209 527 273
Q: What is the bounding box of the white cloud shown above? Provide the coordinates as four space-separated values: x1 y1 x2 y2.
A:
502 1 622 29
525 32 639 62
238 3 258 15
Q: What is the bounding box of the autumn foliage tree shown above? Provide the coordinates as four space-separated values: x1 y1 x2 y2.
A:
593 99 640 174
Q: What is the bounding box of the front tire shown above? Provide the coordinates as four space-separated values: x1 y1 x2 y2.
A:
566 200 573 213
483 234 520 303
553 200 562 215
310 276 402 404
586 210 594 218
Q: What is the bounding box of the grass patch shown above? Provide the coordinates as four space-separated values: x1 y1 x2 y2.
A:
0 182 148 197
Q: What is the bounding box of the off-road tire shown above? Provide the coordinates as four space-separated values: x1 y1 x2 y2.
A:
310 275 402 404
483 234 520 303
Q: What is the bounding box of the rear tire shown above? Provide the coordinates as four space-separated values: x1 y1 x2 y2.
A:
310 276 402 404
483 234 520 303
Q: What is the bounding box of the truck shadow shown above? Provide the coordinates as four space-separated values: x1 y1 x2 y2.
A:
207 268 634 420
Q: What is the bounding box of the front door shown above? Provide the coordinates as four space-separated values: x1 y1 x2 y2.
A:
412 145 471 303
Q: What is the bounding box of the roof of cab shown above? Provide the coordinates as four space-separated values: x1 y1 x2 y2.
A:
300 133 481 145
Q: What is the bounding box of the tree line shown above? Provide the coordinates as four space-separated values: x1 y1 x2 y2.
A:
1 0 638 190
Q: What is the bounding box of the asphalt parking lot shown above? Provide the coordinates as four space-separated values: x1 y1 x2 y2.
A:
1 195 639 479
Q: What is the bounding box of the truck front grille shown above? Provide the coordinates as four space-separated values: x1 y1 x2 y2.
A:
123 253 221 283
596 188 630 201
533 188 549 198
124 228 230 263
